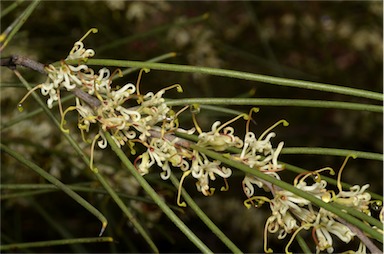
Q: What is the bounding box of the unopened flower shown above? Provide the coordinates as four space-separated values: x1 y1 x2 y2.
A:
334 184 371 214
197 121 243 151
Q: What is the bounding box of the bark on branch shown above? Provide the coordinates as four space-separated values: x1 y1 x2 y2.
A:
1 55 46 74
1 55 101 108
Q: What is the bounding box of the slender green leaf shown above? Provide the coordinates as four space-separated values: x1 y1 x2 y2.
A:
281 147 383 161
30 200 86 253
13 71 159 252
296 234 312 254
169 174 243 253
0 237 114 251
0 0 41 51
104 131 214 254
165 98 382 113
0 0 26 19
0 143 108 235
190 144 383 243
65 59 383 101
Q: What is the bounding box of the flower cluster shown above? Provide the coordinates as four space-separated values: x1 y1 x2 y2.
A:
21 29 380 254
24 29 243 198
243 161 376 254
28 29 289 202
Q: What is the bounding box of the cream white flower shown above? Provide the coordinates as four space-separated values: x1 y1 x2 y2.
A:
313 208 355 254
136 136 189 180
136 152 153 176
66 40 95 60
236 131 284 172
42 64 88 108
242 174 266 197
315 225 334 254
268 198 299 235
191 151 232 196
25 32 374 254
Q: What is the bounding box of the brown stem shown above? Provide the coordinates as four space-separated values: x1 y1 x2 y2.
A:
1 55 101 108
336 217 382 254
1 55 46 74
72 88 101 108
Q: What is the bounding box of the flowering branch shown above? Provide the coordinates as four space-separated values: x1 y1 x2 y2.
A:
7 28 382 254
1 54 101 109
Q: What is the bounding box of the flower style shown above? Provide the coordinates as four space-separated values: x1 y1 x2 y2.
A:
79 67 111 95
96 84 139 130
242 174 271 197
75 97 98 139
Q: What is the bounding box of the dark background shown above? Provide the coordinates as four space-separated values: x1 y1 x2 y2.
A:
1 1 382 253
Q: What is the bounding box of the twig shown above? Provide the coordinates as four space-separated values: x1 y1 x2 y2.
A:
336 217 382 254
71 88 101 108
1 54 101 108
1 55 46 73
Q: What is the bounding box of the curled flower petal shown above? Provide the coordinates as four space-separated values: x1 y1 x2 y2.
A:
97 133 108 149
